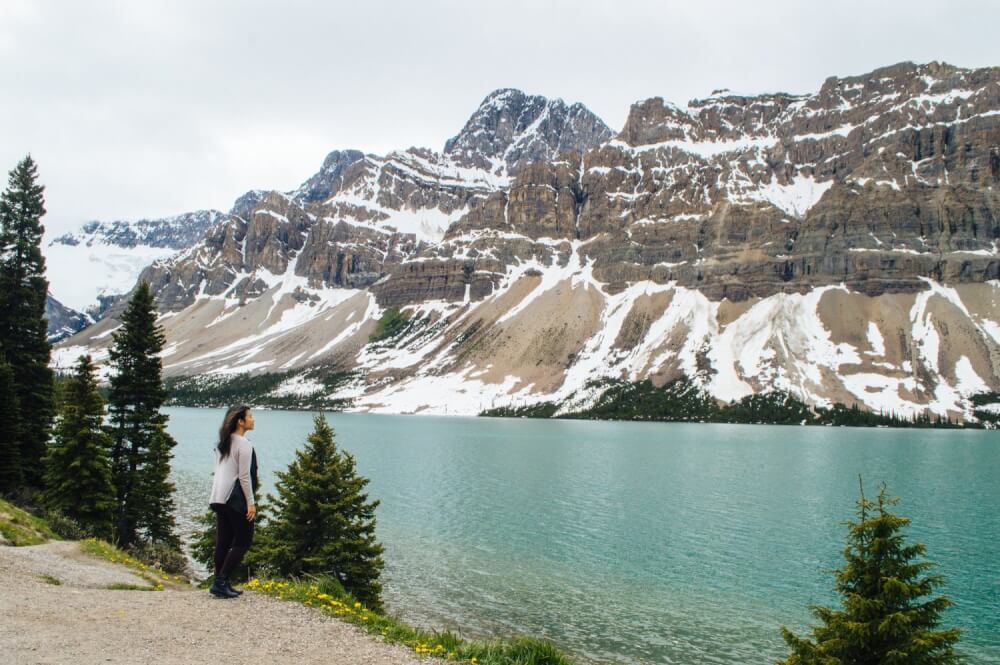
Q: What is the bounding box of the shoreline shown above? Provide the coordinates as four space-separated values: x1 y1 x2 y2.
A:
162 374 999 429
164 400 991 430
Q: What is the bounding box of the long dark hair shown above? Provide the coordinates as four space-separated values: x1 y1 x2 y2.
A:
218 405 250 460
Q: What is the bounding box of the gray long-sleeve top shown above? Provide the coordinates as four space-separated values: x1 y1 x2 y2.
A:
209 433 255 508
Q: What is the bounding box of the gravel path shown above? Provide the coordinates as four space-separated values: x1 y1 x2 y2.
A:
0 541 424 664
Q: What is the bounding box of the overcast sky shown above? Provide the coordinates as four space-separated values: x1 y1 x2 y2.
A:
2 0 998 237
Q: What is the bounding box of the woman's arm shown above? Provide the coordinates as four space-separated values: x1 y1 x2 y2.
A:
237 441 255 515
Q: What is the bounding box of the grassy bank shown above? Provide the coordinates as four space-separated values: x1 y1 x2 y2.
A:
0 498 58 545
245 577 572 665
79 538 188 590
0 498 188 590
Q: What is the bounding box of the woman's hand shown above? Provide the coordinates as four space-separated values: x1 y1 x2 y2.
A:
246 505 256 521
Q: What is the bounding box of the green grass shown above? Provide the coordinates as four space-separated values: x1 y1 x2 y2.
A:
368 307 411 344
245 577 573 664
0 498 58 546
37 574 61 585
106 582 157 591
79 538 174 590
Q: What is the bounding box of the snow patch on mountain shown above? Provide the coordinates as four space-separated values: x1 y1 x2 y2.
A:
866 323 886 356
744 174 835 218
357 370 524 415
45 241 178 312
271 375 326 397
51 343 111 380
611 136 779 157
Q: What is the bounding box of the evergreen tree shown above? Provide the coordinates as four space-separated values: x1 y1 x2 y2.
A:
43 355 115 539
255 415 385 609
137 428 180 549
191 507 223 577
0 155 53 489
107 281 178 548
780 480 962 664
0 356 23 493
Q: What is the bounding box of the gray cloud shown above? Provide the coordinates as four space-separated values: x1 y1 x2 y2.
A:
2 0 998 236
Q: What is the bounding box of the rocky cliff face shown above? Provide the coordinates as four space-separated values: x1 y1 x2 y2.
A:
45 294 91 343
375 61 1000 306
54 64 1000 420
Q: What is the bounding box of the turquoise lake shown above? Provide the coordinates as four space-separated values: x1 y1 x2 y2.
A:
164 407 999 664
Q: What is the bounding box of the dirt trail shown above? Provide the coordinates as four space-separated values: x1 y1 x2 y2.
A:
0 541 422 664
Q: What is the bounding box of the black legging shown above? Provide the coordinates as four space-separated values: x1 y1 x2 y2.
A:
211 503 254 578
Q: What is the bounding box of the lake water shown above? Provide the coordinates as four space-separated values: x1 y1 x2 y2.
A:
165 407 999 664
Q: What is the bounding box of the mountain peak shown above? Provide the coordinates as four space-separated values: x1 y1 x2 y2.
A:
291 149 366 203
480 87 527 107
444 88 613 171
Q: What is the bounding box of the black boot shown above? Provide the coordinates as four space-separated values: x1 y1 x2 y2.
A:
224 579 243 595
210 576 239 598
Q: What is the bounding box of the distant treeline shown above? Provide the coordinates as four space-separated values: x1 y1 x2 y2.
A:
164 368 356 410
481 378 990 429
969 391 1000 427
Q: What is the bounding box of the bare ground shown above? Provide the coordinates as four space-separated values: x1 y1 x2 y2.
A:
0 541 422 665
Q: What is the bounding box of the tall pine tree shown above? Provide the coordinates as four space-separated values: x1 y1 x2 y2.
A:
255 415 385 609
0 155 53 489
107 281 178 549
780 480 961 664
43 355 116 539
0 355 23 493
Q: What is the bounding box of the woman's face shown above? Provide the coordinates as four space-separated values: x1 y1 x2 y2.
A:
240 410 255 432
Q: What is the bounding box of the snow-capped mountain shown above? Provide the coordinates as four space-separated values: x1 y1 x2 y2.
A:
126 90 612 312
45 209 228 316
54 64 1000 420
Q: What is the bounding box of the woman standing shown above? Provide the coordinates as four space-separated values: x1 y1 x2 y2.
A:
208 405 257 598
